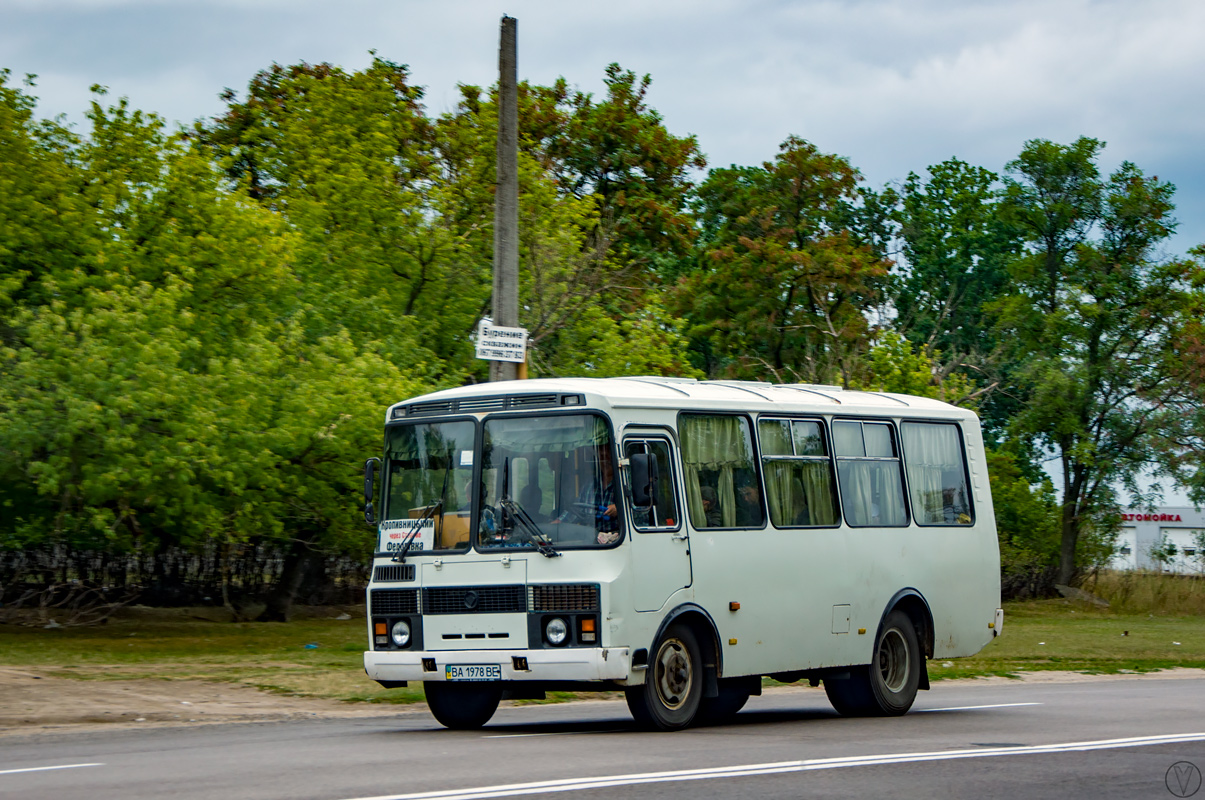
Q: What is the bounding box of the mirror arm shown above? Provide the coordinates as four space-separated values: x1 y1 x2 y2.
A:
363 457 381 527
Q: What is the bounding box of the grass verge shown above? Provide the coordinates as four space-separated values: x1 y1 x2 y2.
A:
926 598 1205 681
0 598 1201 705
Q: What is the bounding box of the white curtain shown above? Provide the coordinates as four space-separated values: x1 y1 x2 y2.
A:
902 423 967 524
838 462 907 526
681 415 753 528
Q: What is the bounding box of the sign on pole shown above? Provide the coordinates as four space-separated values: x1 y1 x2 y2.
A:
475 318 527 363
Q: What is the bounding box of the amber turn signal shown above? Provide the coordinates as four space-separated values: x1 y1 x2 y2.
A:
374 622 387 635
729 601 740 611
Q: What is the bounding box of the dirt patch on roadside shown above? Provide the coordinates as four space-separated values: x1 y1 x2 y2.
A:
4 666 1203 737
0 667 416 737
942 667 1205 685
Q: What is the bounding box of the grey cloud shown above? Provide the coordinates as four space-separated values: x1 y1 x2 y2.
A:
2 0 1202 249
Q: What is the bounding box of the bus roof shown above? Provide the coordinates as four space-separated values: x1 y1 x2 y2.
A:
386 377 976 422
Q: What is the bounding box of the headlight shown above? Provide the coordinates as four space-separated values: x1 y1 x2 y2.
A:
391 620 411 647
545 617 568 646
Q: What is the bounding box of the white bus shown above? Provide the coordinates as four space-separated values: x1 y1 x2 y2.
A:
362 377 1002 730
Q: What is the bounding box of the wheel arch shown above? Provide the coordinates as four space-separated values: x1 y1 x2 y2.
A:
880 588 934 661
651 603 723 697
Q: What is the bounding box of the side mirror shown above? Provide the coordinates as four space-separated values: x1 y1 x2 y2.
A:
363 457 381 526
629 452 658 507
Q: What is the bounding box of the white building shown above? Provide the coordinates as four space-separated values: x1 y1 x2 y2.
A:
1110 507 1205 573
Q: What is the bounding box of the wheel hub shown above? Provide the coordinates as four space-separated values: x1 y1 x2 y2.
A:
654 638 693 710
878 628 910 693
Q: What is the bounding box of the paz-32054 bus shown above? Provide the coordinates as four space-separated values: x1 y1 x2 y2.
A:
361 377 1002 730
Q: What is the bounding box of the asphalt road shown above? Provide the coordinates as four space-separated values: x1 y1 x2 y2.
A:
3 678 1204 800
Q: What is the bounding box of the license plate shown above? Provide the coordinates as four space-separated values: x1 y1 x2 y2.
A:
445 664 502 682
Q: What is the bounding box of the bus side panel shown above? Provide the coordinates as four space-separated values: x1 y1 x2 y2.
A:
689 524 855 677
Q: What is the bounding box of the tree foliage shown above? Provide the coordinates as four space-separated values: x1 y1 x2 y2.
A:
4 59 1205 612
677 136 890 384
995 137 1205 584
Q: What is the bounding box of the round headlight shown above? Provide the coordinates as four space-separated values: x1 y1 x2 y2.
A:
391 619 411 647
545 617 569 646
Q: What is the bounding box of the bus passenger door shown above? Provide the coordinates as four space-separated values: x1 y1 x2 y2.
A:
623 434 692 612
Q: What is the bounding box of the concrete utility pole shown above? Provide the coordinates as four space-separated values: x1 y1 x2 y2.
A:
490 15 520 382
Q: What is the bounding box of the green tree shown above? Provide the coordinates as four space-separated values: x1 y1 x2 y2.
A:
856 331 975 405
893 159 1021 429
986 449 1061 596
521 64 706 275
0 72 98 319
439 67 704 377
0 82 431 619
678 136 889 384
995 137 1205 585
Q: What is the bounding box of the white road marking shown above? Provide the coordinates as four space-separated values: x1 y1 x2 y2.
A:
918 702 1043 712
0 763 104 776
337 732 1205 800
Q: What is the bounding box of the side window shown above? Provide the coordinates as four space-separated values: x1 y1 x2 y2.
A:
901 422 974 525
680 414 764 529
623 439 681 531
833 420 908 527
757 418 840 527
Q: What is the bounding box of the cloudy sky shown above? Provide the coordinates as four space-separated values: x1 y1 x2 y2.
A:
3 0 1203 254
3 0 1203 253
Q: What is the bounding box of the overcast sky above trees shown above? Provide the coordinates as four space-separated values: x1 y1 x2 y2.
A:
4 0 1203 253
4 0 1202 252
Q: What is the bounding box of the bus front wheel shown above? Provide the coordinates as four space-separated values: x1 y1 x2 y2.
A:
424 681 502 730
626 623 703 730
825 610 921 717
697 679 751 724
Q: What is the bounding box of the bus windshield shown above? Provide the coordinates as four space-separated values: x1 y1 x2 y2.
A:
383 420 476 553
479 413 621 550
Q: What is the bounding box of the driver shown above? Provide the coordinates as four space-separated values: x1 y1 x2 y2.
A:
554 445 619 543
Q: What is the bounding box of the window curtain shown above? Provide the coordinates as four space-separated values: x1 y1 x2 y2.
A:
902 423 962 524
762 461 838 526
838 462 906 526
799 462 838 525
763 461 794 525
681 415 751 528
759 422 793 525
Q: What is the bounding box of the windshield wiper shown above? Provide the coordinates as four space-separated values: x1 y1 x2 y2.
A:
499 498 560 558
498 456 559 558
392 464 451 564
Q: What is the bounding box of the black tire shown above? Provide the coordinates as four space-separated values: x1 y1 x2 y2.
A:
697 679 751 725
824 609 921 717
424 681 502 730
823 666 876 716
625 623 703 730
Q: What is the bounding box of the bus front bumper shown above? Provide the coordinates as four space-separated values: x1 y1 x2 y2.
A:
364 647 631 683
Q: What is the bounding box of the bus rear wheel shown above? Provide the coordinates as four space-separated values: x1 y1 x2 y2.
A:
825 610 920 717
424 681 502 730
626 623 703 730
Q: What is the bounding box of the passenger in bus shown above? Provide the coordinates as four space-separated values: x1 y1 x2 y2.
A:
519 482 548 522
700 486 722 527
791 478 812 526
735 478 763 527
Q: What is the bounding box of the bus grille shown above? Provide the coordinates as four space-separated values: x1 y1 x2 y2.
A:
373 564 415 582
423 585 526 614
457 397 508 412
529 584 600 612
370 589 418 615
